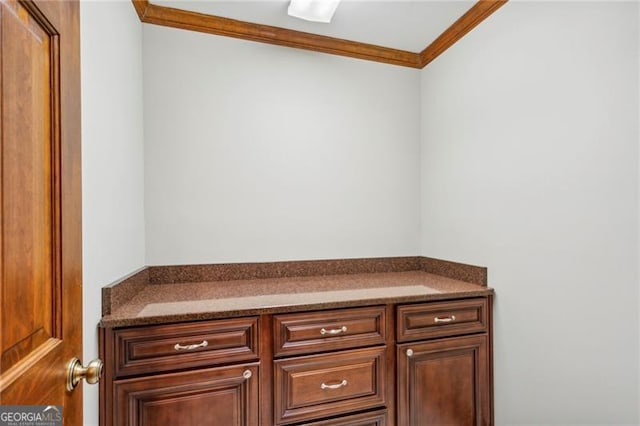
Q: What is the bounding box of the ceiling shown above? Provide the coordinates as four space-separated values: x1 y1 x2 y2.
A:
136 0 507 68
154 1 476 52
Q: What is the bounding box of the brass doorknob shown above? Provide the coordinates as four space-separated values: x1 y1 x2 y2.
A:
66 357 103 391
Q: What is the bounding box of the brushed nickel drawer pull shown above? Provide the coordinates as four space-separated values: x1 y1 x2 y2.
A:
174 340 209 351
320 326 347 335
243 370 252 380
321 379 348 390
434 315 456 323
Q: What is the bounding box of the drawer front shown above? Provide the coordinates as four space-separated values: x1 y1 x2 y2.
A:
397 298 488 342
274 347 386 425
302 409 387 426
273 306 386 357
114 317 258 378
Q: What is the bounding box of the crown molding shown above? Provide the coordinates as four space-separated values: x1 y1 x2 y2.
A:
132 0 149 20
131 0 507 69
419 0 508 67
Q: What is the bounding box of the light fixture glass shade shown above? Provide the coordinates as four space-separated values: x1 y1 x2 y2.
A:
288 0 341 23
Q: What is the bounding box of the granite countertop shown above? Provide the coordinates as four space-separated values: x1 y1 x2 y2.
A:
100 269 493 328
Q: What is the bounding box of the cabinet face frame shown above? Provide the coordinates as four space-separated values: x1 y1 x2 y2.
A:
396 334 490 426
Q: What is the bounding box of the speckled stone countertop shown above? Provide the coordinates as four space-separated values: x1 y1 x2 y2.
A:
100 268 493 328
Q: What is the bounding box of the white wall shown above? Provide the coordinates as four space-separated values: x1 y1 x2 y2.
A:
420 1 639 424
142 25 421 265
80 2 640 424
81 2 145 424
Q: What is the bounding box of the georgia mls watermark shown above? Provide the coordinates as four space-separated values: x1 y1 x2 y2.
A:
0 406 62 426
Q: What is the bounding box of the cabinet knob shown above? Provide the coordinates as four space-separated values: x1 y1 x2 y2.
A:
406 348 414 357
243 370 252 380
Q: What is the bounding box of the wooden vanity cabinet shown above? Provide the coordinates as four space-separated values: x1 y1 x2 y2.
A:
100 297 492 426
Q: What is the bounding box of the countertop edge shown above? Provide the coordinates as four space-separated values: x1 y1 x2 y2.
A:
99 286 494 328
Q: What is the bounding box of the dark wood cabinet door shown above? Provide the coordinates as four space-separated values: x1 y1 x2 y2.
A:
397 334 490 426
113 363 259 426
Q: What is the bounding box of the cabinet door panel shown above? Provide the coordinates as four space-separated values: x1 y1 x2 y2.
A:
114 363 258 426
397 335 489 426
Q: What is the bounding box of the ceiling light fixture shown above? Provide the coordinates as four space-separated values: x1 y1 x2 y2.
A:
288 0 341 24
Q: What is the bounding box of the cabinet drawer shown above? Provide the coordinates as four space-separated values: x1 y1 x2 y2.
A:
302 409 387 426
274 347 386 425
113 317 258 378
397 298 488 342
273 306 386 357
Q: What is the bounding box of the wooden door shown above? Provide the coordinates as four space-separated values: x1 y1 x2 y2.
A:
0 0 83 424
397 335 490 426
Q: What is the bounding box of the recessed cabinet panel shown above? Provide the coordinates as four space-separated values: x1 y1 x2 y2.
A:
397 335 490 426
114 363 259 426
